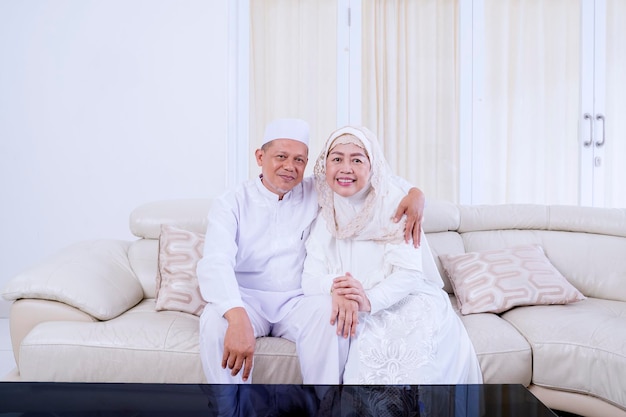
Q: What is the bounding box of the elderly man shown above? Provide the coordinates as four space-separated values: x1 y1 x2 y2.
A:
197 118 424 384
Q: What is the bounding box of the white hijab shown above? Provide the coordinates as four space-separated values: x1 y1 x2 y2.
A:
314 126 445 288
313 126 407 244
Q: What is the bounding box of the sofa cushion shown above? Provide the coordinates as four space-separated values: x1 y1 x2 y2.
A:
18 300 206 383
423 200 460 234
457 204 549 233
449 296 532 385
424 231 466 294
156 225 206 316
547 205 626 238
130 199 211 239
2 240 143 321
454 229 626 303
439 245 585 315
17 299 302 384
127 239 159 298
538 231 626 303
502 297 626 410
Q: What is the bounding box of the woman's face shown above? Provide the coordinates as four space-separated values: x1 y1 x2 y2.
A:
325 142 371 197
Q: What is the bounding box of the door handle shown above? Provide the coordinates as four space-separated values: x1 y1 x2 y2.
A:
595 114 605 147
583 113 593 147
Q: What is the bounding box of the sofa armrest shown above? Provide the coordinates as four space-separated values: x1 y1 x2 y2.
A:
2 239 144 321
9 298 97 366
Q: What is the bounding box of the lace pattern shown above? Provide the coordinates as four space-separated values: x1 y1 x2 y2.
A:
352 294 438 385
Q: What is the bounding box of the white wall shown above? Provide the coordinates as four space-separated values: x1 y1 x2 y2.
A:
0 1 230 316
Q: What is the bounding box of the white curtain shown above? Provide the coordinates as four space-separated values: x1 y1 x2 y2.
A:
361 0 459 202
248 0 623 206
477 0 581 205
249 0 337 177
604 0 626 208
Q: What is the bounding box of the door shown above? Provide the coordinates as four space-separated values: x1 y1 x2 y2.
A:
466 0 626 207
581 0 626 208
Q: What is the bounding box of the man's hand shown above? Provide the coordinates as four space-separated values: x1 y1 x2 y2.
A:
222 307 255 382
393 187 425 248
330 282 359 338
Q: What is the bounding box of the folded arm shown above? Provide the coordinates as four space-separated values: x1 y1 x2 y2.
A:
334 242 423 315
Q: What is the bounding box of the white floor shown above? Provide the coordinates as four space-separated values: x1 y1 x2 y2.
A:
0 318 16 377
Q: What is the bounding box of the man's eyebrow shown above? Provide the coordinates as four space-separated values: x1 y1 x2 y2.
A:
276 150 307 159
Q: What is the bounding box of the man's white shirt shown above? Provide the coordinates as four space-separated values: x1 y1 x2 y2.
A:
197 176 318 322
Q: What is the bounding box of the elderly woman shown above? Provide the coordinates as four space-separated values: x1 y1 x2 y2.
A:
302 126 483 384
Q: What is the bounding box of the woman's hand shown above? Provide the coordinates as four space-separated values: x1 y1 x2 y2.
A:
394 187 425 248
330 290 359 338
332 273 371 313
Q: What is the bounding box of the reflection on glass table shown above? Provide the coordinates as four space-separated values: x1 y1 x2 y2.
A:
0 383 557 417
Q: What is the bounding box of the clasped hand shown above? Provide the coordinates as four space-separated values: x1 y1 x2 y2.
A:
330 272 371 338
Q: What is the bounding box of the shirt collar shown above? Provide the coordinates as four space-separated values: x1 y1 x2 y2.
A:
255 174 297 202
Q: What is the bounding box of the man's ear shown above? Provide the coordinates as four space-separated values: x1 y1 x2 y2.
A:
255 149 264 167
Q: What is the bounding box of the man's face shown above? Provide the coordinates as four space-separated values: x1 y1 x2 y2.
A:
255 139 309 198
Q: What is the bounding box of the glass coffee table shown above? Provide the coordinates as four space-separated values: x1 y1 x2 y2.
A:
0 383 557 416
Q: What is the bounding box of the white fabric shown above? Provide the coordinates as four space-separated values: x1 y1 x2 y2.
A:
249 0 337 177
249 1 459 200
303 214 482 384
314 126 407 244
303 126 482 384
361 0 459 201
249 1 626 208
475 1 624 207
476 1 580 205
199 295 349 384
196 175 349 384
197 176 317 321
261 118 310 147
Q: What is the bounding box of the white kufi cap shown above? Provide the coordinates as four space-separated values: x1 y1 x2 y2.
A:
262 118 310 147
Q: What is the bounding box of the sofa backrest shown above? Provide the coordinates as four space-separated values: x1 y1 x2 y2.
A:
424 201 626 302
128 199 626 303
128 199 211 298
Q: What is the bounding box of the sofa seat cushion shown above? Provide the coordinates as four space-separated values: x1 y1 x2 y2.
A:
502 297 626 410
449 296 531 385
450 295 532 386
251 336 301 384
18 300 206 383
459 313 532 385
17 299 303 384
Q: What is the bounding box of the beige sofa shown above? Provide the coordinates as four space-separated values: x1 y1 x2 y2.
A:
2 199 626 417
